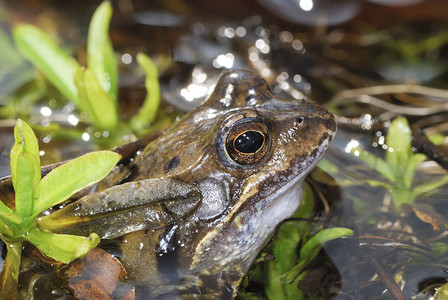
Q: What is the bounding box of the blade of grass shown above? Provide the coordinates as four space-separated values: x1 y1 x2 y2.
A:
13 24 81 107
129 53 160 132
74 67 118 130
87 1 118 103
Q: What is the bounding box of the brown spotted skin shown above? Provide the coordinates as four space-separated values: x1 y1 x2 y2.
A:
112 70 337 299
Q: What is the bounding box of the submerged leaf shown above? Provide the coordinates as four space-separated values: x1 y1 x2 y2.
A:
33 151 121 217
87 1 118 103
352 147 395 182
412 174 448 199
386 116 412 173
299 227 353 261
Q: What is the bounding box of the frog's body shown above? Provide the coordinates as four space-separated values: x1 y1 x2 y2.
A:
38 70 336 299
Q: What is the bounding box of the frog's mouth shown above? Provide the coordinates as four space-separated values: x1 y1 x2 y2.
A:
225 133 334 256
191 129 335 273
252 131 333 207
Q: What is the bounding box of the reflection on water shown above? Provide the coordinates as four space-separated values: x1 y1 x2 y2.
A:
257 0 362 26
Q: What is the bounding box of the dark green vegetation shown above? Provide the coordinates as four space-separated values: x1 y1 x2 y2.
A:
7 2 161 147
0 119 120 298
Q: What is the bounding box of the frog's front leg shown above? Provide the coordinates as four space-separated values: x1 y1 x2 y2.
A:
37 178 201 239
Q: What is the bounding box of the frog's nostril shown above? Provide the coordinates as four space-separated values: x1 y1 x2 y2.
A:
294 116 304 126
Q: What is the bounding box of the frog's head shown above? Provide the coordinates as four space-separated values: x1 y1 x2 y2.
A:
179 70 336 284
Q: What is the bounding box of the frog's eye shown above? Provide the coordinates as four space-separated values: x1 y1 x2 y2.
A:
225 120 270 165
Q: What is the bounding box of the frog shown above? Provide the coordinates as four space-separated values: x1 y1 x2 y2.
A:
28 69 337 299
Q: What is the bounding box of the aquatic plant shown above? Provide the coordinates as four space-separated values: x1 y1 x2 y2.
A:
12 1 160 145
0 119 120 298
240 184 354 299
349 116 448 209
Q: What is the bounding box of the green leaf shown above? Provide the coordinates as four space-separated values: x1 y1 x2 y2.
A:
273 221 301 275
33 151 121 217
0 212 22 227
10 120 41 218
265 261 287 300
317 158 338 174
74 67 118 130
284 260 309 287
285 278 306 300
385 116 412 176
412 175 448 198
427 133 445 145
24 228 100 264
87 1 118 103
14 154 34 218
435 281 448 300
0 201 13 214
352 147 395 182
294 183 314 223
403 153 426 188
299 227 353 261
13 24 81 106
10 119 41 193
0 213 22 237
129 53 160 132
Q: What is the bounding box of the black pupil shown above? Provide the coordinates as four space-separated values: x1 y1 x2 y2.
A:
234 131 264 153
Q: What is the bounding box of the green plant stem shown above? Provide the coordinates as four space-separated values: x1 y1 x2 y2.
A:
0 241 23 300
390 188 415 208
